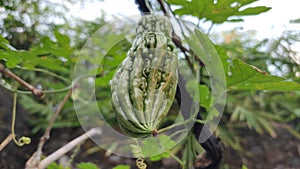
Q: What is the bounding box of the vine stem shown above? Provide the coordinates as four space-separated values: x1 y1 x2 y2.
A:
157 117 196 134
0 71 104 95
19 67 70 83
0 63 43 97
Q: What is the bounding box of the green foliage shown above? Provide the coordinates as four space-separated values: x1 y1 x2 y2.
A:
290 18 300 23
47 162 67 169
0 29 79 132
77 162 100 169
216 46 300 91
167 0 271 24
1 0 299 169
0 30 73 71
242 165 249 169
131 135 176 158
184 25 300 160
185 29 300 92
112 165 131 169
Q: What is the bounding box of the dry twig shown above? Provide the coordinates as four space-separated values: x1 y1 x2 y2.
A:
38 128 102 169
25 89 72 168
0 134 13 151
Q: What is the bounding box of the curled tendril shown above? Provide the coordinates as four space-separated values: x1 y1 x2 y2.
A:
131 141 148 169
15 136 31 146
11 89 31 146
136 157 147 169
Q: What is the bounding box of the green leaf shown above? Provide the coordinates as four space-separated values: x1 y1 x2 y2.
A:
132 135 176 159
77 162 99 169
112 165 130 169
54 30 71 48
0 35 22 68
185 28 300 91
216 46 300 91
168 0 271 24
149 152 170 161
199 84 211 111
0 35 15 50
140 138 161 157
3 51 22 68
46 162 65 169
159 134 176 149
237 6 271 16
290 18 300 23
242 165 249 169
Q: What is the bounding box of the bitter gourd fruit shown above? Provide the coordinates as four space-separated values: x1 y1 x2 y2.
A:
111 15 178 137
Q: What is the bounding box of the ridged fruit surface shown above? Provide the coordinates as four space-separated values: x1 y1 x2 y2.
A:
111 15 178 137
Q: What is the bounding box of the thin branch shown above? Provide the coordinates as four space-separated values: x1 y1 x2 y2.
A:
38 128 102 169
206 22 214 35
25 89 72 168
0 63 43 97
157 0 168 15
172 34 193 67
43 89 72 141
0 71 105 95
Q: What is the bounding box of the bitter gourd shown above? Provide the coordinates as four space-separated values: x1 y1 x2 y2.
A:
111 15 178 137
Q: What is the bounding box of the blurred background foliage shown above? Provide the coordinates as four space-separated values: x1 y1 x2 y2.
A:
0 0 300 168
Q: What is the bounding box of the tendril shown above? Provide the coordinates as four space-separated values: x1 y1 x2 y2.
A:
131 140 148 169
11 89 31 146
136 157 147 169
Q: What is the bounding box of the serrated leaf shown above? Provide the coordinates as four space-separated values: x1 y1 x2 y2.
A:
168 0 271 24
216 46 300 91
185 29 300 91
3 51 22 68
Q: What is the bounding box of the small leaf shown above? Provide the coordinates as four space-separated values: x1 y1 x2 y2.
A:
77 162 99 169
242 165 249 169
112 165 130 169
46 162 65 169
